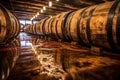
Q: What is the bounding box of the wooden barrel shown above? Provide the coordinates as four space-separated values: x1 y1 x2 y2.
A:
27 25 30 33
29 25 33 34
34 22 39 34
65 1 120 50
56 11 74 41
78 1 120 50
65 11 76 41
88 1 120 50
34 23 37 34
48 17 54 38
51 14 61 39
31 24 35 34
65 7 95 46
30 25 34 34
42 18 49 35
39 18 48 36
65 8 85 43
35 19 47 35
9 12 20 39
34 21 42 35
23 1 120 51
44 18 52 36
48 11 71 40
0 4 20 44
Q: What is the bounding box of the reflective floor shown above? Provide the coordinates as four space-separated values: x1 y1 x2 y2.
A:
1 32 120 80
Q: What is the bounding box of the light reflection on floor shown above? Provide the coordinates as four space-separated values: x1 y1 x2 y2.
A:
7 32 120 80
8 33 60 80
20 33 33 47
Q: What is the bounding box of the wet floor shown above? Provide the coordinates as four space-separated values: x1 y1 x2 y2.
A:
1 32 120 80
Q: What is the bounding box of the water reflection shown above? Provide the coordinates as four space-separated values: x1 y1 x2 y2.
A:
0 38 20 80
20 33 43 47
29 35 120 80
34 47 64 78
18 33 120 80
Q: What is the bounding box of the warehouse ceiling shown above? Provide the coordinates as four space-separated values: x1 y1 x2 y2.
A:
0 0 114 21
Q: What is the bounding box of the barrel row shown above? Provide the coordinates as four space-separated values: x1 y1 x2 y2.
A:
24 1 120 50
0 4 20 44
0 38 20 80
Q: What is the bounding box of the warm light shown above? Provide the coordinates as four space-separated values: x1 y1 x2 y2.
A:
2 72 5 80
56 0 59 1
7 67 10 77
31 18 33 21
35 51 37 54
37 55 40 59
31 17 34 21
50 16 53 18
33 16 35 19
43 6 46 10
41 9 43 13
30 45 65 78
49 1 52 7
35 14 38 17
37 12 40 15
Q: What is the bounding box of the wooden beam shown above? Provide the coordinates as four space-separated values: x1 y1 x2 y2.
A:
32 0 77 9
12 0 76 11
9 2 68 15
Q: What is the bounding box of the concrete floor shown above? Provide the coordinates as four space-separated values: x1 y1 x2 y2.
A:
3 32 120 80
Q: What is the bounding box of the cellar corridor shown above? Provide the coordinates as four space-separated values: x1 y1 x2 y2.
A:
1 32 119 80
1 0 120 80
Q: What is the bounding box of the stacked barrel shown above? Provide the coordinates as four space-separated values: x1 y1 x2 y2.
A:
0 4 21 80
0 38 20 80
24 1 120 50
0 4 20 44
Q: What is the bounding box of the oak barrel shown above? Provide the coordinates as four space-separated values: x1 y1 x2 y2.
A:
65 1 120 50
39 18 48 36
0 4 20 44
24 1 120 50
51 14 61 39
44 18 53 36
